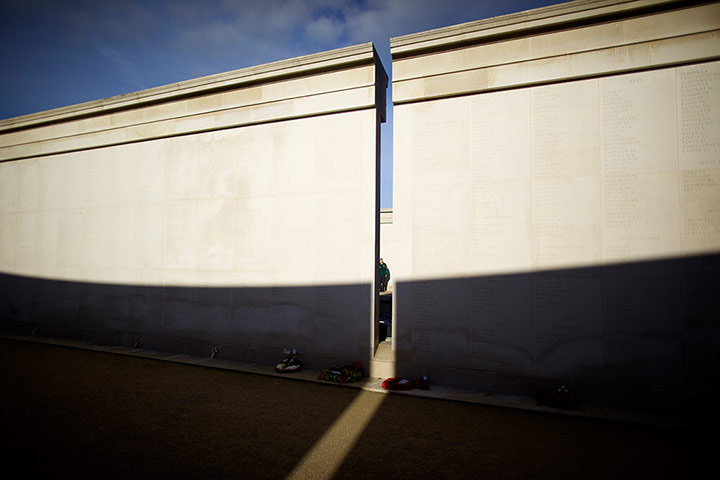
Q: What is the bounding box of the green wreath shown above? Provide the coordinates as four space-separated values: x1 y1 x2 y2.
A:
318 361 364 385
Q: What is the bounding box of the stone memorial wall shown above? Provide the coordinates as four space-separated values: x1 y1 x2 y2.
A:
391 0 720 408
0 43 387 368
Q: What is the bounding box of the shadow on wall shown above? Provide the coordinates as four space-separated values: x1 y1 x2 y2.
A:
0 274 392 478
0 274 373 371
1 252 719 412
393 253 720 411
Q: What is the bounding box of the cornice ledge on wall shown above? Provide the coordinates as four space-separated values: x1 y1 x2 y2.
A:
0 42 377 133
390 0 701 57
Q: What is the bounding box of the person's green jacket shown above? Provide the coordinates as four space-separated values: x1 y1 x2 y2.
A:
379 263 389 278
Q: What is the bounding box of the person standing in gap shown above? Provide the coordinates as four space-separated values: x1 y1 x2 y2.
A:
379 258 390 292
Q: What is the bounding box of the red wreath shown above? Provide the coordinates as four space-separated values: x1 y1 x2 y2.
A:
382 376 429 391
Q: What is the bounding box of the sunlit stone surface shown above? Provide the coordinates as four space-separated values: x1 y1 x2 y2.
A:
391 0 720 407
0 43 387 368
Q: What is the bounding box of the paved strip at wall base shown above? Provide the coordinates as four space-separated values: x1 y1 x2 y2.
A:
2 332 704 431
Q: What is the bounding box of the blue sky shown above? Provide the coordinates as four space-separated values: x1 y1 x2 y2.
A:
0 0 562 207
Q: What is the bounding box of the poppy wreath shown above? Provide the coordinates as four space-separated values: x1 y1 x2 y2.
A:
318 361 364 385
382 376 430 391
381 377 415 391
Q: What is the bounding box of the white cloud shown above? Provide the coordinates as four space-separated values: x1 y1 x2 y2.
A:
1 0 564 118
95 42 147 90
78 0 557 81
304 15 345 46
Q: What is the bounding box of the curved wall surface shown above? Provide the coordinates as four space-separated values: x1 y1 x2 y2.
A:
0 43 387 369
2 0 719 412
391 0 720 409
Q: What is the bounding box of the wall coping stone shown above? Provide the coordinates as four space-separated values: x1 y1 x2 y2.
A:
390 0 703 56
0 42 379 132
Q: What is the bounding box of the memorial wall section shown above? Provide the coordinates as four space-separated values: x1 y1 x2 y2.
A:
391 0 720 408
0 43 387 369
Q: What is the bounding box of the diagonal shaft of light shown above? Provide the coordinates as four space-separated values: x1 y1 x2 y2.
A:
286 390 385 480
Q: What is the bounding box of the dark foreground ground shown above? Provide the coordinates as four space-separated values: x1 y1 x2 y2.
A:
0 338 714 479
